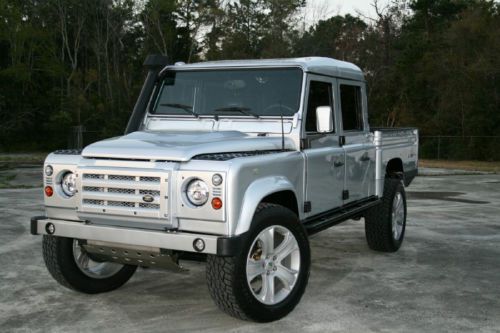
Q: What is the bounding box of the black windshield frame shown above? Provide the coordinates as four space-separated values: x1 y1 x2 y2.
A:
150 67 304 117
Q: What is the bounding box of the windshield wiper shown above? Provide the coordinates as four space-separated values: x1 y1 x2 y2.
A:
213 106 260 119
160 103 198 117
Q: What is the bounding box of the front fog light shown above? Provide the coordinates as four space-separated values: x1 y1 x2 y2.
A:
61 172 77 197
193 238 205 252
186 179 209 206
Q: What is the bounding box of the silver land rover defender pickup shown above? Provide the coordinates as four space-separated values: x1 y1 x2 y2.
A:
31 56 418 322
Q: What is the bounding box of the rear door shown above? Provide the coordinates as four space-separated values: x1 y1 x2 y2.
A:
337 80 376 203
303 75 345 217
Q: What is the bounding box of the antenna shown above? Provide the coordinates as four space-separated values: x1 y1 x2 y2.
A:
280 102 285 151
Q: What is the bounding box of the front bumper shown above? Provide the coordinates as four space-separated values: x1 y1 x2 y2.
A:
31 216 243 256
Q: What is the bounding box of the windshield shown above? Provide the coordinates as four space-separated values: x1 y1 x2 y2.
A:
151 68 303 117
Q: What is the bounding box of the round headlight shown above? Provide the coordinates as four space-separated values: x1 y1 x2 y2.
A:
212 173 223 186
61 172 77 197
186 179 209 206
45 165 53 176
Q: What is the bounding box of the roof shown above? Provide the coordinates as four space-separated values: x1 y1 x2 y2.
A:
162 57 365 81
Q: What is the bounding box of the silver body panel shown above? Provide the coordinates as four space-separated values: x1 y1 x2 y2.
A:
40 57 418 254
33 219 219 254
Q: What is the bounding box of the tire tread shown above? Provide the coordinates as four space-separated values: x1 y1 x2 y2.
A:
365 176 406 252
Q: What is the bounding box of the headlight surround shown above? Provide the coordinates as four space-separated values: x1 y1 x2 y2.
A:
185 179 209 206
61 172 77 197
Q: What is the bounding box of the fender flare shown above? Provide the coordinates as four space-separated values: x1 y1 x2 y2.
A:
234 176 297 235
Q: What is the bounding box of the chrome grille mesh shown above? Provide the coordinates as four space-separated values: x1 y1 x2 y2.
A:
80 171 166 219
83 199 105 205
108 201 135 207
83 186 104 192
108 175 135 181
140 176 160 183
108 188 135 195
139 189 160 196
83 174 104 180
139 203 160 209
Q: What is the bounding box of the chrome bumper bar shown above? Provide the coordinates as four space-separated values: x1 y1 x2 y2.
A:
31 216 223 254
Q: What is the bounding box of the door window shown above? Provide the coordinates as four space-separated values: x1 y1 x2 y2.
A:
340 84 363 131
305 81 334 132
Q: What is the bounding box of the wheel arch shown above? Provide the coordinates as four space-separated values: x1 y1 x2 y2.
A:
234 177 299 235
386 157 404 177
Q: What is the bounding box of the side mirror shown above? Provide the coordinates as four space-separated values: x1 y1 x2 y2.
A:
316 106 333 133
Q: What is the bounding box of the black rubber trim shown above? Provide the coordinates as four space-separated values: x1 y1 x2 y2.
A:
216 232 248 256
302 196 381 235
404 168 418 186
53 149 82 155
193 150 290 161
30 216 47 235
124 54 169 134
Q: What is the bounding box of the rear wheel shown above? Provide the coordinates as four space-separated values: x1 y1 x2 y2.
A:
42 235 137 294
206 203 310 322
365 177 407 252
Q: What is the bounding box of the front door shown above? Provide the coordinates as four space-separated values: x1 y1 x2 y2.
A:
337 80 376 203
303 75 345 217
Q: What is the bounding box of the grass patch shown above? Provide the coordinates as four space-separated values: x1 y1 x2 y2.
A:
0 184 41 189
0 173 17 188
0 153 48 164
420 160 500 173
0 171 41 189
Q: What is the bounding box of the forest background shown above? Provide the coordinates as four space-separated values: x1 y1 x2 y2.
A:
0 0 499 160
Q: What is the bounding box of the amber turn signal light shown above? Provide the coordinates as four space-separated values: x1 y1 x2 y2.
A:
44 186 54 197
211 197 222 210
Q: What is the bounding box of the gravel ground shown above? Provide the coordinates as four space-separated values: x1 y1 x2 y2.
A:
1 171 499 332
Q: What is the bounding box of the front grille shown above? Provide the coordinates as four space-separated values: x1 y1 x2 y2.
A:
140 176 160 183
83 199 104 206
83 174 104 180
139 203 160 209
83 186 103 192
108 188 135 195
108 175 135 181
139 189 160 196
80 171 167 219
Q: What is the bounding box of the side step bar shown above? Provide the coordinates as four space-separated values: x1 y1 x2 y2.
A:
302 196 381 235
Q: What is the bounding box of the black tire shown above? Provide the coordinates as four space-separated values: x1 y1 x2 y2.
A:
42 235 137 294
206 203 310 322
365 176 407 252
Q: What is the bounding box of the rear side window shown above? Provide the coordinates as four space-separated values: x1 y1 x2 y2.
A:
340 84 363 131
306 81 333 132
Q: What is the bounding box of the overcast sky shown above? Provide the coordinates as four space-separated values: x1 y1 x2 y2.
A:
303 0 391 24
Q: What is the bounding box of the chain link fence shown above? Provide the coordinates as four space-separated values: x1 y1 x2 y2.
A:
419 136 500 161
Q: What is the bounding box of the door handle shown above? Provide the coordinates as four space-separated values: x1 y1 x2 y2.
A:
334 160 344 167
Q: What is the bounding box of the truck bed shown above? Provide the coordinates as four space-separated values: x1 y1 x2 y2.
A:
371 127 419 193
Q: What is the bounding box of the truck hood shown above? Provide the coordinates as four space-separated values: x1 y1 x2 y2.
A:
82 131 294 162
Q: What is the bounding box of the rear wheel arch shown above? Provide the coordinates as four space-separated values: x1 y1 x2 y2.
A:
386 158 404 177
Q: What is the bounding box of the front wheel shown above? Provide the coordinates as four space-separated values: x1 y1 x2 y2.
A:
206 203 310 322
42 235 137 294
